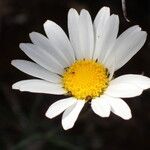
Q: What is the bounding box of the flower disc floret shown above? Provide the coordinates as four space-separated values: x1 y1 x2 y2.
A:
62 59 109 100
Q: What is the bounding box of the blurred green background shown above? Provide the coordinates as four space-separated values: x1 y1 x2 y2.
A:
0 0 150 149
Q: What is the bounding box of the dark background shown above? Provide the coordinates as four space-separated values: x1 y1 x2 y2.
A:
0 0 150 150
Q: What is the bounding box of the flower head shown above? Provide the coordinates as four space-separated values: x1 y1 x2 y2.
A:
12 7 150 130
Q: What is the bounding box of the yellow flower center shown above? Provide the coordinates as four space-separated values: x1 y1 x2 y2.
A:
62 59 109 100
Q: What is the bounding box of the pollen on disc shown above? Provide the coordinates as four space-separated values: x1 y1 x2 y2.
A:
62 59 109 100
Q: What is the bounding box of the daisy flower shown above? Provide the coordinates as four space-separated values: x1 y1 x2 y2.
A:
12 7 150 130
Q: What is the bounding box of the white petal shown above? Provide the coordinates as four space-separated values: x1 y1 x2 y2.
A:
78 9 94 59
91 96 111 117
93 15 119 62
105 25 142 68
110 74 150 90
105 81 143 98
93 7 110 60
11 60 61 83
111 30 147 70
106 95 132 120
113 25 141 43
19 43 64 74
94 7 110 33
12 79 66 95
29 32 70 67
101 15 119 63
45 97 76 119
62 100 85 130
43 21 75 64
68 8 81 59
107 56 116 80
